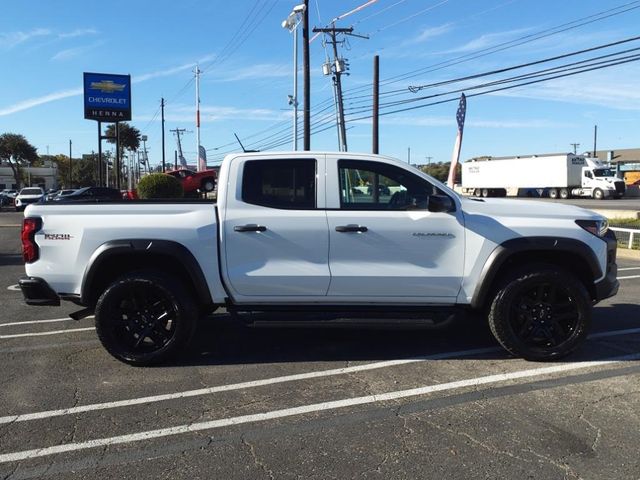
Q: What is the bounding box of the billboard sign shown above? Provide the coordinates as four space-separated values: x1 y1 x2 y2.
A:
83 72 131 121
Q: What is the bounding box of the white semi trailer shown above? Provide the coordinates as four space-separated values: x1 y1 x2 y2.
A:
461 154 625 199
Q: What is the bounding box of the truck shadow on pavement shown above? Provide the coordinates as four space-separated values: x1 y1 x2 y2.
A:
174 303 640 367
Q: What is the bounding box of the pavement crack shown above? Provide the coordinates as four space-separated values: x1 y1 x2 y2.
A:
523 447 583 479
241 435 275 480
419 416 531 464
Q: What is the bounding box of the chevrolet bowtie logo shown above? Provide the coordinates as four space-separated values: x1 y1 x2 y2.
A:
90 80 125 93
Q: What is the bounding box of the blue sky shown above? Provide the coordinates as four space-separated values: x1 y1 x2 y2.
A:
1 0 639 168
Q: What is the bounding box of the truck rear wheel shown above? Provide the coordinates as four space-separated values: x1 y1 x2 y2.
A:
95 271 198 366
481 188 490 198
559 188 570 199
201 178 216 192
488 266 591 361
548 188 558 199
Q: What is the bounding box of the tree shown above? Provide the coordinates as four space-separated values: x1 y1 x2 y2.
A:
105 123 141 156
0 133 38 188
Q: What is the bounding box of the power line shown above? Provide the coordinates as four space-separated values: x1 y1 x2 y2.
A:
342 36 640 110
345 54 640 122
343 0 640 97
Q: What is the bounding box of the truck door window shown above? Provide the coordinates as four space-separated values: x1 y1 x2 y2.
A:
585 171 593 179
242 159 316 209
338 160 442 210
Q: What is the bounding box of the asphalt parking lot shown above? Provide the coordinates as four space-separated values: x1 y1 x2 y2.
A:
0 214 639 479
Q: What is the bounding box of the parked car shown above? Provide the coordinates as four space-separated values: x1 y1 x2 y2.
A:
15 187 44 211
19 151 618 366
52 187 122 202
43 189 75 201
165 168 217 194
0 189 18 207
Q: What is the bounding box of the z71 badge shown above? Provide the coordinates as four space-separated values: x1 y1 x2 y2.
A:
44 233 73 240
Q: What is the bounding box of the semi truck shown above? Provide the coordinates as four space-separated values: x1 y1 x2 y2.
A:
461 154 626 199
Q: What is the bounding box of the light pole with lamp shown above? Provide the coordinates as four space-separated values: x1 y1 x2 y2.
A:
282 4 306 151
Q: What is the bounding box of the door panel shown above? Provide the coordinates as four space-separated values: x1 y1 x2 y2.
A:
223 157 330 297
326 158 465 299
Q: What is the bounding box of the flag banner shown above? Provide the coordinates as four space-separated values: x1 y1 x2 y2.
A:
447 93 466 188
198 145 207 171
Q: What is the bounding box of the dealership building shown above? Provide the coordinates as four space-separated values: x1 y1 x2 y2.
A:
0 160 58 190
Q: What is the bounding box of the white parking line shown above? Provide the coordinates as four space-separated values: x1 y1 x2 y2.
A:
619 275 640 280
0 327 94 339
0 351 638 464
0 317 92 328
1 327 638 427
618 267 640 271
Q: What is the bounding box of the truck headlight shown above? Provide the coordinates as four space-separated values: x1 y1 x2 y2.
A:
576 219 609 237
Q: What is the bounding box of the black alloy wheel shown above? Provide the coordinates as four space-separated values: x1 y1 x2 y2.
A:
95 271 197 365
488 266 591 361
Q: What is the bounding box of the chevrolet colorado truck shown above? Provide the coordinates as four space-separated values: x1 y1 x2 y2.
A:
19 152 619 365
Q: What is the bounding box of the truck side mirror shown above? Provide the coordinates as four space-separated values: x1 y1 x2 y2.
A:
427 194 455 213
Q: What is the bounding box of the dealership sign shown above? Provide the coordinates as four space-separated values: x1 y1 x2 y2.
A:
83 72 131 121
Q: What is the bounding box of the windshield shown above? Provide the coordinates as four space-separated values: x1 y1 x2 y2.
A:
593 168 614 177
20 188 42 195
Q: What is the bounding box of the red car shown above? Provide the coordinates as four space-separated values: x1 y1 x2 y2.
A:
165 168 217 194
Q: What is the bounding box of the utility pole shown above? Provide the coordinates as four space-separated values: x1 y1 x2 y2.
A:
314 25 368 152
68 139 72 188
372 55 379 154
170 128 189 168
195 65 203 171
407 147 411 164
161 97 166 172
174 150 178 170
593 125 598 158
302 0 310 151
425 156 433 167
570 143 580 155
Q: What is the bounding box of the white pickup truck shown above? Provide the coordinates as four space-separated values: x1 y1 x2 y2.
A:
19 152 619 365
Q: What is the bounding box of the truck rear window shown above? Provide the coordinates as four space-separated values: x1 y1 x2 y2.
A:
242 159 316 209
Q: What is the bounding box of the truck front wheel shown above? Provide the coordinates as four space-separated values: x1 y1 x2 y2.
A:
488 266 591 361
593 188 604 200
95 271 198 366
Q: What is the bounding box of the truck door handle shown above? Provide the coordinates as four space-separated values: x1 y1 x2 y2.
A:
234 224 267 232
335 224 368 233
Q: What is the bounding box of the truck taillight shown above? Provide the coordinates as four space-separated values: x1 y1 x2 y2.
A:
21 217 42 263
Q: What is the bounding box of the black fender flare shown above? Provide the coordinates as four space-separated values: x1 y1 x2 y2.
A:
470 236 602 309
81 239 213 306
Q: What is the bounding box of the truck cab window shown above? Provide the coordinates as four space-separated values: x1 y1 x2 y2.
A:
338 160 442 210
242 159 316 209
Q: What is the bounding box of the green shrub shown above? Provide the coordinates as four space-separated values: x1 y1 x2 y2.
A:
137 173 184 199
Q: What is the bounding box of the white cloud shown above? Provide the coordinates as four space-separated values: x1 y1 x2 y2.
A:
58 28 98 39
0 28 51 48
147 104 290 123
0 88 82 116
51 41 103 61
0 52 217 116
205 63 290 83
489 71 640 111
408 23 453 44
437 27 534 54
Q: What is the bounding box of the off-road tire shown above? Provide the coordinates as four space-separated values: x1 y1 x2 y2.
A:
488 266 591 361
95 271 198 366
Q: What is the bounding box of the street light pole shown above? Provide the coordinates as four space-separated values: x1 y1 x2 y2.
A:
282 4 306 151
69 139 72 188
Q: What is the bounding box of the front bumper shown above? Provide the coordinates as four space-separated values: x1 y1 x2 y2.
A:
593 230 619 302
19 276 60 306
